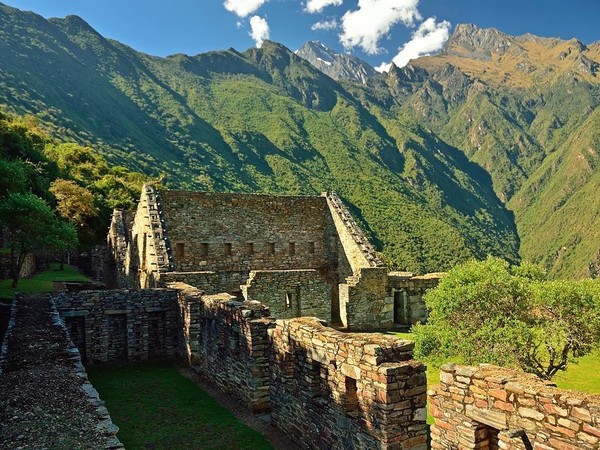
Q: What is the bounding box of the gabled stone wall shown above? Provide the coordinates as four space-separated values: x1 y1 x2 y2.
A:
160 190 336 273
53 290 179 364
269 318 428 450
430 364 600 450
241 269 332 322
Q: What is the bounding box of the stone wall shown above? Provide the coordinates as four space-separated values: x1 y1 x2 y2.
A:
269 317 428 450
53 289 179 364
0 294 123 448
0 252 37 280
161 190 337 273
241 269 332 322
430 364 600 450
340 267 392 330
388 272 442 326
175 283 274 412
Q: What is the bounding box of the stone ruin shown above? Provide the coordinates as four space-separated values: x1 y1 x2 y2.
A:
104 185 441 330
2 184 597 449
430 364 600 450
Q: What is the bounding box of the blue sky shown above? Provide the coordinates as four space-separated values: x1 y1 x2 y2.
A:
3 0 600 69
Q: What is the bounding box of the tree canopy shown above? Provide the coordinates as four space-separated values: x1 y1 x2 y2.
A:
413 257 600 379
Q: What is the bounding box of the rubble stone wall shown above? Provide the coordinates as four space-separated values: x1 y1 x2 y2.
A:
388 273 442 325
53 289 179 364
160 190 337 273
174 283 274 412
340 267 393 330
430 364 600 450
0 252 37 280
269 318 428 450
241 269 332 322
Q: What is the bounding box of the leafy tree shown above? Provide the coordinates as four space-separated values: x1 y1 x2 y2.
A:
413 257 600 379
49 179 98 227
0 192 78 286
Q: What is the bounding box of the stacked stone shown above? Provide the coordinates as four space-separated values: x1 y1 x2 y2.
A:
0 295 123 449
340 267 393 330
176 284 275 412
430 363 600 450
269 317 428 450
161 271 221 294
159 189 332 273
387 272 443 325
53 289 179 364
241 269 332 322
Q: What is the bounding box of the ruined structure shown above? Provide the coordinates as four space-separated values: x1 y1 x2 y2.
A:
47 284 429 450
107 185 440 330
429 364 600 449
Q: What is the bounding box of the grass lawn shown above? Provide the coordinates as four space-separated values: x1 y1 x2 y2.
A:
0 262 91 301
87 362 274 450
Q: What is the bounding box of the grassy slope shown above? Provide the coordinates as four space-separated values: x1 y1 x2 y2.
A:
509 109 600 278
0 263 90 300
87 362 273 450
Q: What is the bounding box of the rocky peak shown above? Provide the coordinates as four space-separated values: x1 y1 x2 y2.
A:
445 23 516 60
296 41 377 84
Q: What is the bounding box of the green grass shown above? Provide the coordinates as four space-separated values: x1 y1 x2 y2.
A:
0 262 91 300
87 362 274 450
554 350 600 394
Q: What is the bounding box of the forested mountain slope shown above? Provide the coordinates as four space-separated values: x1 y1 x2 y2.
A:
4 4 597 277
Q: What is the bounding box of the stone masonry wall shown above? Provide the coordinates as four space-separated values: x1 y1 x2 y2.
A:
340 267 393 330
430 364 600 450
174 282 274 412
269 318 428 450
0 252 37 280
53 289 179 364
0 295 123 448
161 190 337 274
388 272 442 326
241 269 332 322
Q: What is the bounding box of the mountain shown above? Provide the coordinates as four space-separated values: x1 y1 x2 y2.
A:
295 41 377 84
1 3 599 279
0 3 520 275
378 23 600 278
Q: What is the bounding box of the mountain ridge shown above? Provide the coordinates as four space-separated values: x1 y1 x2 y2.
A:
1 3 598 278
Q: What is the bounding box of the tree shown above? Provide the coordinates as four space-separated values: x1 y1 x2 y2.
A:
49 179 98 227
413 257 600 380
0 192 78 287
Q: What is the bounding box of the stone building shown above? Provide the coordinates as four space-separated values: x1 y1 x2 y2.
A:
107 185 440 330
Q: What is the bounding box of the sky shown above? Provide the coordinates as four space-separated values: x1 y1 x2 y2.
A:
3 0 600 71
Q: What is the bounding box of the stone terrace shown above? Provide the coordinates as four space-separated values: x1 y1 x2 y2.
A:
0 295 122 449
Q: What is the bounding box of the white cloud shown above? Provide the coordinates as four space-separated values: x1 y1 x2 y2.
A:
311 18 339 31
306 0 343 14
250 15 270 47
339 0 421 54
224 0 267 18
376 17 451 71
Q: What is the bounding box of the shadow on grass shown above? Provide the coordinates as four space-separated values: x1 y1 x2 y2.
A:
87 361 274 450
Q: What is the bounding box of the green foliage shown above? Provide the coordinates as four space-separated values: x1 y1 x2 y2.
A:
49 179 98 227
87 362 273 450
0 4 522 273
414 257 600 379
0 192 78 286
